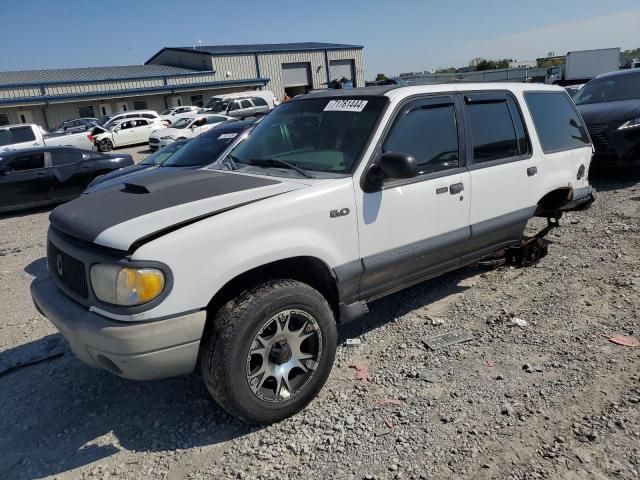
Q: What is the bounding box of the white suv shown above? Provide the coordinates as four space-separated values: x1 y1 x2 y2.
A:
32 84 595 424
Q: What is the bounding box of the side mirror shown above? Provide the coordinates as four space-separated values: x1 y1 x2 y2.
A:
379 151 417 179
362 151 418 193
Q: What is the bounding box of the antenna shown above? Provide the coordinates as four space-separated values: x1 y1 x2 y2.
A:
194 39 202 50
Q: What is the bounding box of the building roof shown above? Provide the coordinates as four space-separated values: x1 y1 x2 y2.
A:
0 64 197 86
146 42 363 63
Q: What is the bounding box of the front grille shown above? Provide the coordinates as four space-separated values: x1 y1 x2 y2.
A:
149 138 160 144
587 124 616 155
48 242 88 298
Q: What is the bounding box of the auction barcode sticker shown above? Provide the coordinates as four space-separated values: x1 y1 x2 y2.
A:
323 99 368 112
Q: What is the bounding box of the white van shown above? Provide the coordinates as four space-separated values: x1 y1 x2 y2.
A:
200 90 276 113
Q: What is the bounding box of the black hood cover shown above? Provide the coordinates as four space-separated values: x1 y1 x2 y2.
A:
577 99 640 126
50 168 280 244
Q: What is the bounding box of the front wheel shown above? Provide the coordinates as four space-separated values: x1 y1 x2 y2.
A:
98 138 113 152
200 279 337 424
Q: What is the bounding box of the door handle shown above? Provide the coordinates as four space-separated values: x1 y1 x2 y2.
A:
527 166 538 177
449 183 464 195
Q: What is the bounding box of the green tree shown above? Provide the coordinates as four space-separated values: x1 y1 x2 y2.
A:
375 73 388 81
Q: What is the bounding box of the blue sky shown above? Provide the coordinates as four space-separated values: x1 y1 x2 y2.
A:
1 0 639 78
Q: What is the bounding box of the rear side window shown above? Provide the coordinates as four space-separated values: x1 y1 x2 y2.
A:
524 92 590 153
51 149 82 166
466 98 520 163
8 153 45 171
240 100 252 109
253 97 268 107
10 126 36 144
384 102 459 175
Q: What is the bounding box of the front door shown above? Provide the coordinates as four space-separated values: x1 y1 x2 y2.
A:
0 152 52 211
49 148 94 200
355 95 471 300
462 92 539 261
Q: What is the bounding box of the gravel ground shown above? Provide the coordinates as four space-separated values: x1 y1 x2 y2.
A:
0 171 639 480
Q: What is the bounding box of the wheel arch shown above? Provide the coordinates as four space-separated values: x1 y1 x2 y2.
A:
202 256 340 340
534 187 572 217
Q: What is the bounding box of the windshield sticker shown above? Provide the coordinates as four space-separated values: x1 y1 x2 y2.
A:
218 133 238 139
323 99 368 112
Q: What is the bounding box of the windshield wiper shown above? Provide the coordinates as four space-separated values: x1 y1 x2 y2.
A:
221 154 239 171
247 158 313 178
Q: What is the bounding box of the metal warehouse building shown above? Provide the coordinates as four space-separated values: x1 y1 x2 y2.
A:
0 42 365 129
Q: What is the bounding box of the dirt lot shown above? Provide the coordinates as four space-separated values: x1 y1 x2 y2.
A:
1 171 639 480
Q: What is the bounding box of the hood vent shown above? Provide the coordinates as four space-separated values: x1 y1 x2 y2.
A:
122 182 150 194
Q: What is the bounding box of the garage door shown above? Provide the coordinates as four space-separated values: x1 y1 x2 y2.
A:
329 60 355 83
282 63 311 87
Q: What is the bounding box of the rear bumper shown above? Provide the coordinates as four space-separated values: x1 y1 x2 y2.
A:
31 274 206 380
561 186 596 212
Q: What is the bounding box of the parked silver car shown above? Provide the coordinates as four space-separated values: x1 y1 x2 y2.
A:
205 97 270 118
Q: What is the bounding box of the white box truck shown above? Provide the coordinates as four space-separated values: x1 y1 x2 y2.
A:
546 48 620 85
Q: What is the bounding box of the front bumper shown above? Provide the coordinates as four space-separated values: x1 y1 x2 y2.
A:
31 274 206 380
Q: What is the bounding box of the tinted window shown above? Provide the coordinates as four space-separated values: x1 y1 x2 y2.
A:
134 119 149 127
574 72 640 105
467 100 519 162
228 102 240 112
51 149 82 166
383 104 459 175
7 153 45 171
206 115 227 124
252 97 268 107
142 113 156 120
119 121 133 130
240 100 252 109
525 92 590 153
10 126 36 144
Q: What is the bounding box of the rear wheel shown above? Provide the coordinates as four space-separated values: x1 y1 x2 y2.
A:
98 138 113 152
200 279 337 424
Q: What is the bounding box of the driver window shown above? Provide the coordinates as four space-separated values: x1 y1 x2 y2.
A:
228 101 239 112
383 103 460 176
119 121 132 130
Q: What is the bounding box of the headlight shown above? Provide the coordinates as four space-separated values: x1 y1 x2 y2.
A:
161 135 176 140
618 117 640 131
90 264 165 306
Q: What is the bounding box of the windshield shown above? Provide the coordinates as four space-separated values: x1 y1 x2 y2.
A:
171 117 192 129
574 72 640 105
219 97 387 176
157 127 248 167
160 109 173 115
140 142 188 165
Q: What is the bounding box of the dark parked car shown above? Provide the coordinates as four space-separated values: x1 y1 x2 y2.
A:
0 146 133 213
86 139 190 192
50 118 99 135
574 69 640 167
85 119 257 193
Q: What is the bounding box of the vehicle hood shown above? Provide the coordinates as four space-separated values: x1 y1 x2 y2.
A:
84 164 156 192
150 127 186 138
50 168 308 252
577 99 640 126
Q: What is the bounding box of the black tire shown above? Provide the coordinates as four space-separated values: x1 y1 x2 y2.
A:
98 138 113 152
200 279 337 424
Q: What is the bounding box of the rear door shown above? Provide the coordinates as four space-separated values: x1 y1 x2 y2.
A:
49 148 94 200
131 119 153 144
356 95 471 300
462 91 539 260
0 152 52 210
